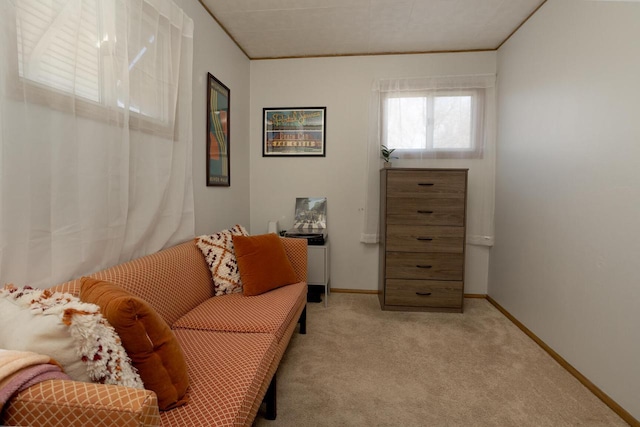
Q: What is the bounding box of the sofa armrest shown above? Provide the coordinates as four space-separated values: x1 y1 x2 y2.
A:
281 237 308 283
2 380 159 427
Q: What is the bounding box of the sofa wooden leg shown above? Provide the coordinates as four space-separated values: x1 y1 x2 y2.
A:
299 305 307 335
264 375 277 420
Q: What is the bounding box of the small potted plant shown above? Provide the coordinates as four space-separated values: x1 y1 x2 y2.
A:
380 144 397 168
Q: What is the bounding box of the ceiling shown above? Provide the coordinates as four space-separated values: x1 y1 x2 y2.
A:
199 0 547 60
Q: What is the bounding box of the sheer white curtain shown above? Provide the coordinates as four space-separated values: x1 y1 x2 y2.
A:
362 74 496 246
0 0 194 288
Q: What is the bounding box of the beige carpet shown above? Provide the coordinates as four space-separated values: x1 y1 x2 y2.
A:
255 294 627 427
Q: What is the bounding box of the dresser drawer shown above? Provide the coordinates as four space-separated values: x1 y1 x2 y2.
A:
385 280 463 308
386 197 465 226
386 225 464 253
387 170 466 199
385 252 463 280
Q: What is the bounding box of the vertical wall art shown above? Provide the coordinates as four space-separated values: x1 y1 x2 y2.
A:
207 73 230 186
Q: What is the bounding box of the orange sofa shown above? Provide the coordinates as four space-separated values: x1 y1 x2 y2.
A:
0 238 308 427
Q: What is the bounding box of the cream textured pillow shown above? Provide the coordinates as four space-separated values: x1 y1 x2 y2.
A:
196 224 249 295
0 284 143 389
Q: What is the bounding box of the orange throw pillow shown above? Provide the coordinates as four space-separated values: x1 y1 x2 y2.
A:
232 233 299 296
80 277 189 411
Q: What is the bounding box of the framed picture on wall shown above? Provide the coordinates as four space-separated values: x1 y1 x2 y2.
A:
263 107 326 157
207 73 230 186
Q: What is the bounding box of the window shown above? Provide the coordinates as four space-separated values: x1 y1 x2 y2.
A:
381 88 485 159
13 0 177 126
15 0 101 102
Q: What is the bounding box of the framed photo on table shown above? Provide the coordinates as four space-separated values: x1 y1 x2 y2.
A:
263 107 326 157
207 73 230 186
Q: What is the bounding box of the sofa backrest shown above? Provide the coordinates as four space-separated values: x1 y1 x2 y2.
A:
51 236 308 326
281 237 308 283
55 240 214 326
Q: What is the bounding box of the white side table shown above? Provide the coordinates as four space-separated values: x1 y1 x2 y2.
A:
307 243 330 307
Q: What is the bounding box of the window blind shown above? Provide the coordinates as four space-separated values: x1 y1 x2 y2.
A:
16 0 101 102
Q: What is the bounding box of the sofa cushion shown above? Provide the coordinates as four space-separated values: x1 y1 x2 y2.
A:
161 329 277 427
232 234 298 296
195 224 248 296
0 284 142 389
172 282 307 343
80 277 189 411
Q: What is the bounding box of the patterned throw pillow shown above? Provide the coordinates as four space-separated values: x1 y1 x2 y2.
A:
0 284 143 389
195 224 249 295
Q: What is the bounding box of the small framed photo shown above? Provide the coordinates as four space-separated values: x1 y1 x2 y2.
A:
263 107 326 157
207 73 230 186
293 197 327 230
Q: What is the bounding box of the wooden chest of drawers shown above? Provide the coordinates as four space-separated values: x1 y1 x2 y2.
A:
378 168 468 312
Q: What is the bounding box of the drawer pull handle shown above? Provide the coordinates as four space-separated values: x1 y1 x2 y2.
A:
417 210 434 214
418 183 434 186
416 265 432 269
416 292 432 296
416 237 433 241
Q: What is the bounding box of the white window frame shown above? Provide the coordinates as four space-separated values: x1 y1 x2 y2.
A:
381 88 485 159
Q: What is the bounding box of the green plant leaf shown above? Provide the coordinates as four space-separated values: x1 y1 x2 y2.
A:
380 144 397 161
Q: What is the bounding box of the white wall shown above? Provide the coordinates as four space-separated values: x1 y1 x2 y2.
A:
250 52 496 292
491 0 640 420
176 0 251 236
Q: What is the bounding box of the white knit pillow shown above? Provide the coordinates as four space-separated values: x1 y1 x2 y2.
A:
0 284 143 388
196 224 248 295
